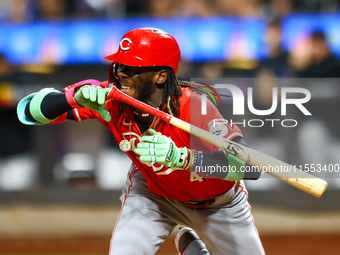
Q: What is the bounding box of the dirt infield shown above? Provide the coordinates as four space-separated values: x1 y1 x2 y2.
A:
0 234 339 255
1 204 339 254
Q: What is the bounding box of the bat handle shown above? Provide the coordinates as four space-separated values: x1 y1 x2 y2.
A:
107 86 172 123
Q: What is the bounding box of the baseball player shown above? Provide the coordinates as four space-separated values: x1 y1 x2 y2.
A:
17 28 264 254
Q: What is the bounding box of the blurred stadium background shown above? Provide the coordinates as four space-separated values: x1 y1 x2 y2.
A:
1 0 340 254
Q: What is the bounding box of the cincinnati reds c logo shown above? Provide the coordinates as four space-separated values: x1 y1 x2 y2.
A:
120 38 132 51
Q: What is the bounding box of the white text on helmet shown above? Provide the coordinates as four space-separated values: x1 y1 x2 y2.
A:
120 38 132 51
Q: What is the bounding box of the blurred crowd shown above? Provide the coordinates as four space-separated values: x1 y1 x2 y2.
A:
0 0 339 22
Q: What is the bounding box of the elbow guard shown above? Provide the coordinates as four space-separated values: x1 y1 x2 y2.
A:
224 152 261 181
17 88 60 125
223 153 246 181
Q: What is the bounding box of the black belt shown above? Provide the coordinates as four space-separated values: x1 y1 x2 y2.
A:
184 197 215 209
183 181 240 209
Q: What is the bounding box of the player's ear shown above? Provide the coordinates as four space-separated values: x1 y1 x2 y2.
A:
155 69 167 85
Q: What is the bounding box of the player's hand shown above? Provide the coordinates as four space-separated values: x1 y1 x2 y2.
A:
65 79 103 107
74 85 112 122
135 129 188 169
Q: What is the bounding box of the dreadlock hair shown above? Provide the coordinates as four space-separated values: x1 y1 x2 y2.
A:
160 67 183 117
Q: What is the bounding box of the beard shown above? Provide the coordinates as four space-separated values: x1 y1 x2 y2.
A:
117 75 154 109
135 75 153 103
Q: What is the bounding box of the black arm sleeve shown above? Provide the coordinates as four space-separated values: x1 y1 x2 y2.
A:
25 92 75 122
200 136 261 180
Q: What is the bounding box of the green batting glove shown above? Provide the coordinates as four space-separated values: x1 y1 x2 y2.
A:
135 129 188 169
74 85 112 122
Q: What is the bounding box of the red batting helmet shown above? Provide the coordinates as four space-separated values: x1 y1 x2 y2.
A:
104 28 181 74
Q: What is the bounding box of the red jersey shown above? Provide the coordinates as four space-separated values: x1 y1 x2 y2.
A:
66 86 243 202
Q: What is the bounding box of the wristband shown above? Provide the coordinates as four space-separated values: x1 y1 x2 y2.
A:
29 88 60 124
196 151 203 169
191 150 203 172
189 149 198 172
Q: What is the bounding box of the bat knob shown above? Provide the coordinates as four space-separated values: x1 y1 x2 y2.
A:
107 84 120 100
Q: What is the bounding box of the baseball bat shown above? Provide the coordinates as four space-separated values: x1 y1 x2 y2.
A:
107 86 328 198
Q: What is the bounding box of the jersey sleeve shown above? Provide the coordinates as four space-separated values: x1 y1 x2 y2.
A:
180 90 243 152
70 107 99 122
